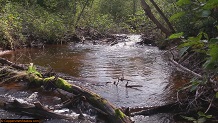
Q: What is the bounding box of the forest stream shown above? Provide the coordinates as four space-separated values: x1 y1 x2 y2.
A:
0 35 188 123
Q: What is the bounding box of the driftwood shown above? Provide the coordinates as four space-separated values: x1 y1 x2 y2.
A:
0 58 132 123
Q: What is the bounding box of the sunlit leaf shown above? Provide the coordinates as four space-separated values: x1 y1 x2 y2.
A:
203 0 218 9
168 32 184 39
189 32 203 42
205 115 213 119
170 12 185 22
176 0 191 6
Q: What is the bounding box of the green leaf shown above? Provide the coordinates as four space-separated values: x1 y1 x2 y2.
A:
170 12 185 22
209 44 218 62
196 117 206 123
205 115 213 119
203 0 218 9
216 92 218 98
176 0 191 6
181 115 196 121
203 58 213 69
203 44 218 69
168 32 184 39
189 32 203 42
198 111 205 117
203 32 209 40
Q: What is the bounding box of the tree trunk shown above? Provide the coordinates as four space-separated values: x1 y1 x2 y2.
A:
75 0 89 27
149 0 175 33
140 0 171 37
133 0 137 15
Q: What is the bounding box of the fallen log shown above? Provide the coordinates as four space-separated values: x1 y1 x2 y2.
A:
1 99 74 120
0 58 132 123
130 102 188 116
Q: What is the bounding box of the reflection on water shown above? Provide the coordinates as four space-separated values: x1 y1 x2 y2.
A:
1 35 185 122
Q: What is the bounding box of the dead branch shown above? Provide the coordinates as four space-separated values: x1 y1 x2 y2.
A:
169 58 202 78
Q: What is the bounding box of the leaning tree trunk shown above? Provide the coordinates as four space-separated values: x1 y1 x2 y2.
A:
140 0 172 37
0 58 132 123
149 0 175 33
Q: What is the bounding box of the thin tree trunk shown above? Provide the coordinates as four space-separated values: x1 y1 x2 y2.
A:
149 0 175 33
133 0 136 15
75 0 89 27
140 0 171 37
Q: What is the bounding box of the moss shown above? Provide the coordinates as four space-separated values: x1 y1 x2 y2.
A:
101 98 108 104
115 109 126 119
56 77 72 91
43 76 72 91
89 94 108 104
44 76 55 81
28 74 43 83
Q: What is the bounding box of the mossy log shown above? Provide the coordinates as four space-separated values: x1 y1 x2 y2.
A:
0 58 132 123
27 75 131 123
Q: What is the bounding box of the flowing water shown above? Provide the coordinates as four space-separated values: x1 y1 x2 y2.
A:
0 35 187 123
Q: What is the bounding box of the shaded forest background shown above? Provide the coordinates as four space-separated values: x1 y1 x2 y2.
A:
1 0 216 49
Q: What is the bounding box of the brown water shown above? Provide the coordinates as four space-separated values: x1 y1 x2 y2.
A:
0 35 187 122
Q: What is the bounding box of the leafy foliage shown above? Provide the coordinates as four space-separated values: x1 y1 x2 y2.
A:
170 0 218 121
181 111 212 123
169 12 185 22
168 32 184 39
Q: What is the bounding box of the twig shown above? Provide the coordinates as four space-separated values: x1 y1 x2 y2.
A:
205 97 214 114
